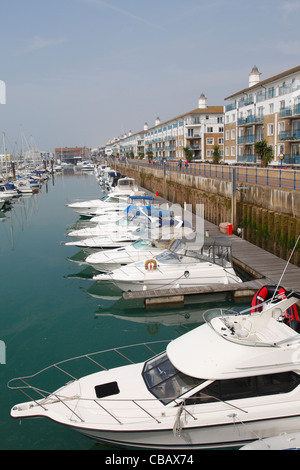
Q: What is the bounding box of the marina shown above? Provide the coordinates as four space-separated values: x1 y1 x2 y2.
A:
1 166 299 450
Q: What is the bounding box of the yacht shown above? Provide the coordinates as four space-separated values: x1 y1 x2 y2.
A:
0 183 20 199
9 290 300 449
66 209 176 240
64 222 194 254
14 179 33 194
94 238 242 291
85 238 175 272
66 193 134 217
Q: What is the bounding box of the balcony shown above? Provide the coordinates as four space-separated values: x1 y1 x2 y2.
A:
282 154 300 164
225 103 236 112
237 115 264 126
279 129 300 141
237 154 257 163
238 97 254 108
279 104 300 118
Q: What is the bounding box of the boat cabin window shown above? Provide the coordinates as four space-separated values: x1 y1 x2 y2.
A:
142 353 205 405
186 371 300 405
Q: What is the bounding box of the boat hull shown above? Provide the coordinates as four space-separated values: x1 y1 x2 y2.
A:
71 414 300 450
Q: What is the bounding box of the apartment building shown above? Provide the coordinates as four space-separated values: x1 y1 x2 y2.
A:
144 95 224 161
224 65 300 165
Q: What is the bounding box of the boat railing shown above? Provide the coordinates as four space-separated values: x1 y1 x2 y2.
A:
8 341 169 419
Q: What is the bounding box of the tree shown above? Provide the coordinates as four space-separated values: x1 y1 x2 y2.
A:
183 146 193 162
212 145 222 164
254 140 274 167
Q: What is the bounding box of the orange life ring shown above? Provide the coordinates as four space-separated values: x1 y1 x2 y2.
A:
145 259 157 270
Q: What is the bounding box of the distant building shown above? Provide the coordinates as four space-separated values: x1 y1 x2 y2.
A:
55 146 91 164
143 95 224 161
224 65 300 165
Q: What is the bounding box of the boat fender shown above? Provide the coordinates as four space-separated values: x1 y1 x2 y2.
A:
184 271 190 278
145 259 157 270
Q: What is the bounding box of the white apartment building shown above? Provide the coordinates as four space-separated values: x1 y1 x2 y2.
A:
144 94 224 161
224 65 300 165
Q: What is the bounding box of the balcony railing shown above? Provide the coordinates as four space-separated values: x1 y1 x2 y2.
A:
237 154 257 163
279 129 300 141
279 103 300 118
237 115 264 126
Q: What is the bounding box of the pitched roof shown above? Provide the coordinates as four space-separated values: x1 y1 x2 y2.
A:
146 106 224 131
225 65 300 100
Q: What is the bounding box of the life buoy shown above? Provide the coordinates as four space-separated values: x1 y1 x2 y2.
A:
145 259 157 270
251 285 300 329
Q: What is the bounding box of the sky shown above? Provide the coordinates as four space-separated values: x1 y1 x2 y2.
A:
1 0 300 153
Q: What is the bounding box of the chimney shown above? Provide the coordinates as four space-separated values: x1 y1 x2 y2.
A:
198 93 207 109
249 66 261 87
155 117 161 126
144 122 149 131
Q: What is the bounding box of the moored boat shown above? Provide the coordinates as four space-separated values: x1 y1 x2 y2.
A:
9 290 300 450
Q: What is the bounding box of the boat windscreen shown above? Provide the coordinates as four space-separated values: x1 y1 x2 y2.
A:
142 352 204 405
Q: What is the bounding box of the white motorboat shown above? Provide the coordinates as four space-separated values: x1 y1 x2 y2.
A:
66 191 145 217
80 161 95 171
85 238 176 272
66 208 174 240
9 290 300 449
64 222 194 254
14 179 33 194
112 177 139 193
0 183 20 199
94 238 242 291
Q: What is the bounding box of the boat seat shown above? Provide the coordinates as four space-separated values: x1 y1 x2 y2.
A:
235 319 252 339
256 318 295 344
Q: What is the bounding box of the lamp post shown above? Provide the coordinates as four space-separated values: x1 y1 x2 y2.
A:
279 153 284 169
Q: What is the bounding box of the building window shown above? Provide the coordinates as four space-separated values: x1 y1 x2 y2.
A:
206 138 214 145
225 130 229 140
225 146 229 156
268 123 274 136
207 127 213 133
231 129 236 140
269 103 274 114
231 146 236 156
218 137 224 145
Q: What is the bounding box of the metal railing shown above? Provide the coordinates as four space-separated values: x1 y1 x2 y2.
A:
125 159 300 191
8 341 170 424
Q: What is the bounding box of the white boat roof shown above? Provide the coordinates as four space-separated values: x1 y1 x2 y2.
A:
167 295 300 380
167 323 300 380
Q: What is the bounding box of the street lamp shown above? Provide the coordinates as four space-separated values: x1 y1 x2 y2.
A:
279 153 284 168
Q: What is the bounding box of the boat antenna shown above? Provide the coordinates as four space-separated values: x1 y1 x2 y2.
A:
271 234 300 302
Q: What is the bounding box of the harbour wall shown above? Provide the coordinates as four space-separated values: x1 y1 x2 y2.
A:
116 162 300 267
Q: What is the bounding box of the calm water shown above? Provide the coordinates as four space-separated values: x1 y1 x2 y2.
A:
0 170 248 450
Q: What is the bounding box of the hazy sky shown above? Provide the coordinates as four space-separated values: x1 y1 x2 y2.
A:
1 0 300 152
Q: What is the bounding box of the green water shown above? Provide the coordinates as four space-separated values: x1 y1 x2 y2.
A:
0 170 248 450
